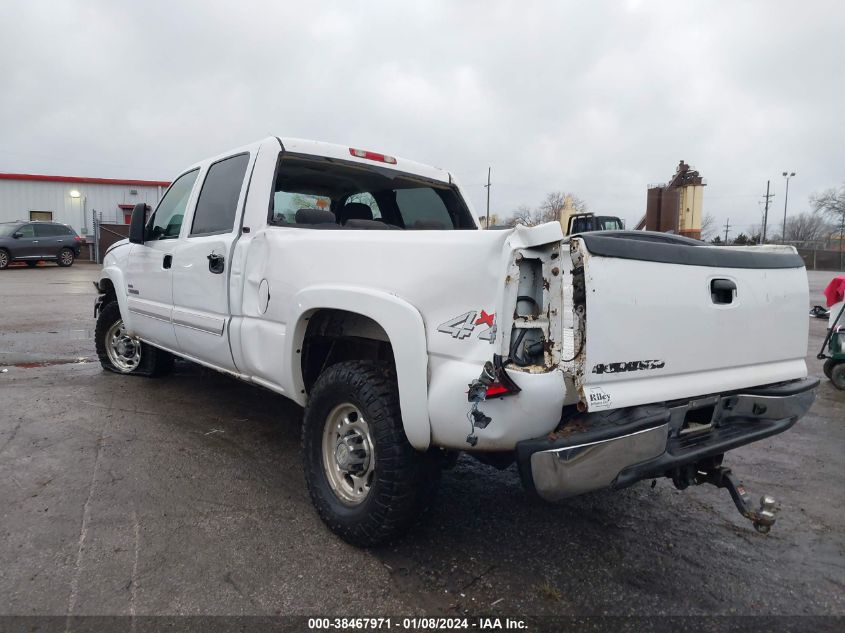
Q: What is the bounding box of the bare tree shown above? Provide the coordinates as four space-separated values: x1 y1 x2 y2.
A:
811 186 845 243
508 192 588 227
537 191 588 223
508 205 537 227
700 213 717 241
771 212 831 243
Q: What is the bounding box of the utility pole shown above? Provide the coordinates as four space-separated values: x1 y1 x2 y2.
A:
723 218 731 244
484 167 491 228
761 180 774 243
840 210 845 272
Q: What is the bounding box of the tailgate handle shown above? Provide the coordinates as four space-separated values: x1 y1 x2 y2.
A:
711 279 736 304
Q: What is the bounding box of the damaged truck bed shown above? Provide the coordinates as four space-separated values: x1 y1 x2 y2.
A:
94 136 816 545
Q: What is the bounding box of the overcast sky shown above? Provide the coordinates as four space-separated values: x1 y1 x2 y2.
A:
1 0 843 236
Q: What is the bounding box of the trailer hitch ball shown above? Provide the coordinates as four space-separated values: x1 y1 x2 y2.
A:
700 466 780 534
753 495 778 534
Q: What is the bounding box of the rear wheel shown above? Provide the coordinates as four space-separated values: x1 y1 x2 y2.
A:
0 249 9 270
95 301 174 376
831 363 845 391
57 248 74 267
302 361 440 547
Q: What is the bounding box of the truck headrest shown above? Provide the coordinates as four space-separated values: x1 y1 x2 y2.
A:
295 208 336 225
338 202 373 225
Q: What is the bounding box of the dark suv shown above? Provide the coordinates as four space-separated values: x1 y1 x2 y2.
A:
0 221 84 269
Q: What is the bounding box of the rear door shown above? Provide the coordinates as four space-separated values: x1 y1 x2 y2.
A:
123 169 201 350
33 224 68 257
171 152 252 371
572 235 809 412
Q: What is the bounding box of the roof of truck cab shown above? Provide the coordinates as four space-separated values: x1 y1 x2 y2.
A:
178 137 453 186
277 137 452 184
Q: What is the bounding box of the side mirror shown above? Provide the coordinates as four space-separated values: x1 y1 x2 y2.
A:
11 232 22 239
129 203 148 244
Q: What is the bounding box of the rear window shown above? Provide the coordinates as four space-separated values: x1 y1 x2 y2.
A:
35 224 72 237
268 154 474 230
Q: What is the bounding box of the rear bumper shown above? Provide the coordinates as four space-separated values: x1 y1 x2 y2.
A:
517 378 818 502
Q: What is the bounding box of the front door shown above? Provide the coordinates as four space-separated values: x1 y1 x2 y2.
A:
13 224 40 258
172 152 252 371
123 169 200 351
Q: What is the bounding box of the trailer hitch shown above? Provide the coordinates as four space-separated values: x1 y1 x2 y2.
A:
701 467 778 533
671 463 778 533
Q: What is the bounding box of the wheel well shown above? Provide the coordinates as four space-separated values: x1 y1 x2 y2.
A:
301 309 395 393
97 277 117 304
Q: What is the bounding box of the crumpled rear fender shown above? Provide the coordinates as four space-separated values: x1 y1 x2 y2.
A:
288 285 431 451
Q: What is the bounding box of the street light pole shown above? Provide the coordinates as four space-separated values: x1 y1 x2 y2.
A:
781 171 795 243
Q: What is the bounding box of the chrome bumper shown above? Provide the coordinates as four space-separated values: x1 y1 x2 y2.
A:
517 378 818 502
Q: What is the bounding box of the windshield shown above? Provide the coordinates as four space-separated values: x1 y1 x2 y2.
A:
0 223 21 237
269 154 475 230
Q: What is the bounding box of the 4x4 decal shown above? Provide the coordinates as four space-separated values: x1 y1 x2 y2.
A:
437 310 496 343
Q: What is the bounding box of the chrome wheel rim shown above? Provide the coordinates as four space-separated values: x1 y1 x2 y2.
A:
0 251 7 268
321 403 375 506
105 319 141 372
60 250 73 265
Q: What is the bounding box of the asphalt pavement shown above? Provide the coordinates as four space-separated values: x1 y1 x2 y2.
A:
0 262 843 619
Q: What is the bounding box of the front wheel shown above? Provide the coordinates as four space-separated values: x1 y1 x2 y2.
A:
57 248 74 267
95 301 174 376
0 249 9 269
824 359 836 379
831 363 845 391
302 361 440 547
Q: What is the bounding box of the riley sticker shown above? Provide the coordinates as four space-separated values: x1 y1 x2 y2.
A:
586 387 612 410
437 310 496 343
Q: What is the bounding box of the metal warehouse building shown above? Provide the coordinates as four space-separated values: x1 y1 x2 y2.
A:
0 173 170 251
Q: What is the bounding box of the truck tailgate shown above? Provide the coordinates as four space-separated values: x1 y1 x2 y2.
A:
572 233 809 412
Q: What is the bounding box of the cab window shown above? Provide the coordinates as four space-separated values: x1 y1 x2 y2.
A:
146 169 200 241
190 153 250 236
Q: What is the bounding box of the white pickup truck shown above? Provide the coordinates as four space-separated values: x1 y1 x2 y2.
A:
94 137 817 546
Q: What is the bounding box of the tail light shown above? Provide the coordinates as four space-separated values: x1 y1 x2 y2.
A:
349 148 397 164
474 357 522 399
485 383 512 398
74 236 84 242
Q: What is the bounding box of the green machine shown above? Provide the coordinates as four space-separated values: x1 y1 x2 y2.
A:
819 302 845 390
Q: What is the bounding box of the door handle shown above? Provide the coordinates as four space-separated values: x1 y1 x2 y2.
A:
207 252 225 274
163 254 172 269
711 279 736 304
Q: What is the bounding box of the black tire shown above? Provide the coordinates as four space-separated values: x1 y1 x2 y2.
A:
0 249 9 270
823 359 836 380
831 363 845 391
26 261 38 268
302 361 440 547
95 301 174 377
57 248 74 267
